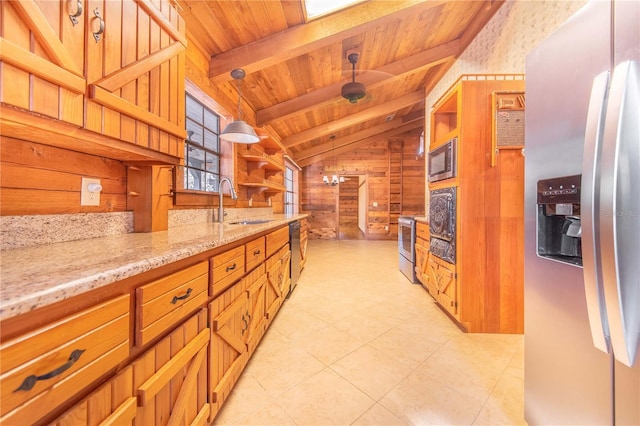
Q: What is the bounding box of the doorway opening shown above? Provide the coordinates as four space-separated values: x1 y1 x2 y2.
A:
337 174 367 240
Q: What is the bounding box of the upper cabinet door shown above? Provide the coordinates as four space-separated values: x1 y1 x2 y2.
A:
85 0 186 157
0 0 87 126
1 0 186 161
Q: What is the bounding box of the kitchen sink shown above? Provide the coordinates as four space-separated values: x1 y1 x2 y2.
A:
229 219 273 225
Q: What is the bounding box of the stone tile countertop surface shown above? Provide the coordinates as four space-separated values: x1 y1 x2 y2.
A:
0 214 307 321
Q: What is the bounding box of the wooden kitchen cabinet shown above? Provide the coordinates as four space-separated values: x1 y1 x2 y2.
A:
0 222 301 425
0 295 130 425
210 245 246 298
0 0 186 163
245 265 268 355
51 366 137 426
208 278 250 422
428 76 524 333
427 254 458 319
265 244 291 323
132 309 210 426
136 261 209 347
0 0 86 126
414 222 433 294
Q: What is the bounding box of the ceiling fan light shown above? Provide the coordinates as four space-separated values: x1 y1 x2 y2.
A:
221 120 260 144
341 81 366 103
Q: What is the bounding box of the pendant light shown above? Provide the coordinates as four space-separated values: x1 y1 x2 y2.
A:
220 68 259 144
323 135 340 186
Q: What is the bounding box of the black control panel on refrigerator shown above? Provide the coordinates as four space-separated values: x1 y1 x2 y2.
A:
536 175 582 266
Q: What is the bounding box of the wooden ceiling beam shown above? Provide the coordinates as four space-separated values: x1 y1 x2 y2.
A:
294 115 423 161
208 0 446 84
297 121 423 167
282 91 425 148
256 40 459 125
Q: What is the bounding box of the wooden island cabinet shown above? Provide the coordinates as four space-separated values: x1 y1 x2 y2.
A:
0 223 297 425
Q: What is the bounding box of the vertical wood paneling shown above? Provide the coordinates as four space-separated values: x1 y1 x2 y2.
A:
0 2 31 109
301 138 424 240
103 0 123 139
120 0 137 144
85 0 105 133
30 1 60 119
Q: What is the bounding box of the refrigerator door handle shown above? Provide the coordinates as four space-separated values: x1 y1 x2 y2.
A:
581 70 611 354
600 60 640 368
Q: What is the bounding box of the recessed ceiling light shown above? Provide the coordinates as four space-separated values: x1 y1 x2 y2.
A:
303 0 368 21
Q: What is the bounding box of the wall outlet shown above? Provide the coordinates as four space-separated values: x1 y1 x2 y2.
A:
81 177 101 206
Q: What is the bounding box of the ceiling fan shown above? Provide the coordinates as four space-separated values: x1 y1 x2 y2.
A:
341 52 366 104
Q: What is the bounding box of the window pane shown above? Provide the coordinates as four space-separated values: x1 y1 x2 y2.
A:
205 152 219 174
204 109 218 130
188 147 205 167
204 129 218 151
186 95 203 122
186 119 203 145
205 173 218 192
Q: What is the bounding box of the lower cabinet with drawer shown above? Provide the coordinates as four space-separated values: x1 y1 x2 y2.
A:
0 295 131 425
0 223 298 425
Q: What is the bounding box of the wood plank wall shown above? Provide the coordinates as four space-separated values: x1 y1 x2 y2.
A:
301 133 424 240
0 137 128 215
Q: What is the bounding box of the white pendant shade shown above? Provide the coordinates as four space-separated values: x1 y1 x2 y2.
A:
221 120 259 143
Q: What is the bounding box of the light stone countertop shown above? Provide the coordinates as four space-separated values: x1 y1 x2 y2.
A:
0 214 306 321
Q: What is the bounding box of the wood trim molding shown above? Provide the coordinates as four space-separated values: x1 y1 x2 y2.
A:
10 0 83 76
89 85 186 139
0 39 85 94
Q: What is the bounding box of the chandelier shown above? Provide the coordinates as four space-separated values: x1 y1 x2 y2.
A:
323 135 345 186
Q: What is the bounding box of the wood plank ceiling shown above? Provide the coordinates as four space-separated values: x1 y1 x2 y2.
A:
177 0 504 165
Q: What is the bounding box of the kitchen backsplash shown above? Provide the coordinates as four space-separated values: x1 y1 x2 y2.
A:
1 208 273 250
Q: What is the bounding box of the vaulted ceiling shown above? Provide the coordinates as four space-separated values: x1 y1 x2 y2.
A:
177 0 504 166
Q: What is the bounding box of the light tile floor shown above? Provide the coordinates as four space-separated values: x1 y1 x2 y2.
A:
213 240 526 426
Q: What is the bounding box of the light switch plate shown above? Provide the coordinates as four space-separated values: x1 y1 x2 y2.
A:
81 177 101 206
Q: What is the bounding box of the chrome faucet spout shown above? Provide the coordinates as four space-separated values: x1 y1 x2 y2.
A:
218 177 238 223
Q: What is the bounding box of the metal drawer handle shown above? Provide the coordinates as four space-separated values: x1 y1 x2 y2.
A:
171 288 192 304
14 349 86 392
226 263 237 272
68 0 83 26
253 249 261 256
91 8 104 42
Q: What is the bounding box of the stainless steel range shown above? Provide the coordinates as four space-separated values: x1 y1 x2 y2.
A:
398 216 418 283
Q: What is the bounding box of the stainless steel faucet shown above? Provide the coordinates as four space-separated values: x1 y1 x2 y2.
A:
218 177 238 223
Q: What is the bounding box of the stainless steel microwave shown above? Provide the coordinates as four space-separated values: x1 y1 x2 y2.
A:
428 137 457 182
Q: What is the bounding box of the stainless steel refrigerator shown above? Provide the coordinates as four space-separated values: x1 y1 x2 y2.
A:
524 0 639 424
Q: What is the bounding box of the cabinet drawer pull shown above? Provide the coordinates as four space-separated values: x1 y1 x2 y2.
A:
226 263 237 272
253 249 261 256
68 0 83 26
91 8 104 43
170 288 193 304
14 349 86 392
